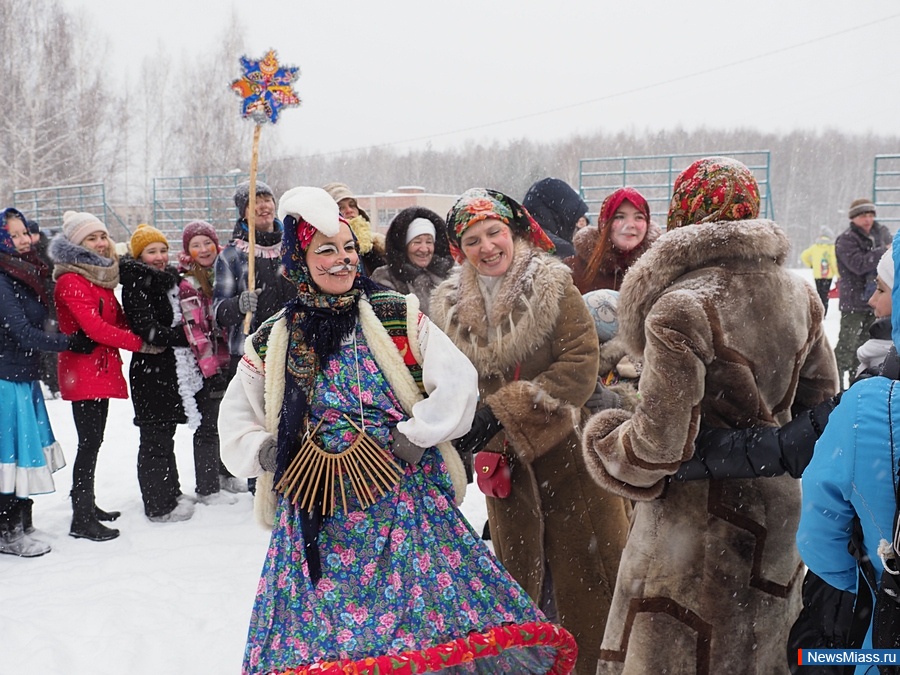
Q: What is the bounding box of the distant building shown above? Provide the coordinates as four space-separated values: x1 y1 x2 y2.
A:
355 186 457 233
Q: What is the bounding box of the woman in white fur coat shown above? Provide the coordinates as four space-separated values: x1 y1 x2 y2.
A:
218 187 579 675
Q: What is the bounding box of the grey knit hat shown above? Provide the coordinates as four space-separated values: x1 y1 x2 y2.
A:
848 198 876 219
233 180 274 218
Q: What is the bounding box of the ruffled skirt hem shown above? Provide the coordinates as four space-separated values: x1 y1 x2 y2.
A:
266 621 577 675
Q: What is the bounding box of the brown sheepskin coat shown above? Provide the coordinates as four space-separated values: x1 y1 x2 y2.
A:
581 219 838 674
564 222 661 293
431 239 630 675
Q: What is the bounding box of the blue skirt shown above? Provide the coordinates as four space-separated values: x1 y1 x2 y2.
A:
0 380 65 498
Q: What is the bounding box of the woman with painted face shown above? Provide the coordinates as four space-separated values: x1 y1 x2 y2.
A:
121 224 200 523
370 206 454 315
430 188 630 675
565 186 661 293
219 187 577 675
0 208 97 556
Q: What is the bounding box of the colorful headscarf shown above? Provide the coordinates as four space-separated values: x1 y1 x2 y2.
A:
666 157 761 230
446 188 555 263
599 187 650 227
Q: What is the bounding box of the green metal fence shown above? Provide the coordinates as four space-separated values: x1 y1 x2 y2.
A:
578 151 774 226
873 155 900 229
152 172 262 243
12 183 132 242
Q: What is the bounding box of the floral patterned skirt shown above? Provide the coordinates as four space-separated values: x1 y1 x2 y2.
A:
243 449 576 674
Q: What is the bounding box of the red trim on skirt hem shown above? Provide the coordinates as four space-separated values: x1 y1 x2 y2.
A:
271 620 577 674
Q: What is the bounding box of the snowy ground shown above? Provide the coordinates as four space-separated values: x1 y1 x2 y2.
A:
3 270 840 675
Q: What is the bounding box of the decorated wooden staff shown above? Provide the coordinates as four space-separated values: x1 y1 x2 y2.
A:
230 49 300 334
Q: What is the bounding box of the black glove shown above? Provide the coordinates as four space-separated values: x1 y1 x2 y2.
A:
67 330 97 354
455 406 503 456
809 392 841 437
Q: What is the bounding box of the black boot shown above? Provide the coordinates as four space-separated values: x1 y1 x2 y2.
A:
21 498 34 534
70 491 119 542
95 505 121 521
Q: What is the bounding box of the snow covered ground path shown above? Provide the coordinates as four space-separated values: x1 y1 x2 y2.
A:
2 271 838 674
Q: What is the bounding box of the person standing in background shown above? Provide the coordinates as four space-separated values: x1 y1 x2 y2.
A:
322 182 386 275
800 232 838 316
0 208 96 556
50 211 154 542
522 177 589 259
834 198 892 389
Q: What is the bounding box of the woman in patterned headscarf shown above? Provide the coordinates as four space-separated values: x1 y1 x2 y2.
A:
431 188 630 675
218 187 578 675
565 186 661 293
581 157 838 673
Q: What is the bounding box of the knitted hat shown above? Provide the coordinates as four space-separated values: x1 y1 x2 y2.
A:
667 157 760 230
130 223 169 260
26 220 40 235
877 247 894 289
233 180 274 218
405 217 437 245
181 220 220 251
322 182 355 203
62 210 107 246
849 198 876 219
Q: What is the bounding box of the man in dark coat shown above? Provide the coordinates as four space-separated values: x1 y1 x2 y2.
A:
834 198 892 389
214 180 296 378
522 177 588 259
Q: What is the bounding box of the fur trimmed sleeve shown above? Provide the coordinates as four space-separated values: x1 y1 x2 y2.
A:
582 290 714 499
485 284 600 463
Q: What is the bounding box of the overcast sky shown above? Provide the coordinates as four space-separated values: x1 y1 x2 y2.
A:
61 0 900 158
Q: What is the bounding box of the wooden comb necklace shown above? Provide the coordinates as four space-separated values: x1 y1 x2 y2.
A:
275 332 404 516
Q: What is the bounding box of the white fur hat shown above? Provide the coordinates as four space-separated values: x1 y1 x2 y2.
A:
278 187 341 237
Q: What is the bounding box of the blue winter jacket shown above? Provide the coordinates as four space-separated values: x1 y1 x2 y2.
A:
0 270 69 382
797 229 900 672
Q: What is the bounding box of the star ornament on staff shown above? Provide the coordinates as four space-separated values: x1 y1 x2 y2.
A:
230 49 301 334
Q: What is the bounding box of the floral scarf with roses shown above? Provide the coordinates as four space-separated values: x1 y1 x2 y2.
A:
446 188 555 263
666 156 761 230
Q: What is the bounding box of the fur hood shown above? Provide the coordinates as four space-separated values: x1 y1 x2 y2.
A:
48 233 116 268
383 207 454 283
430 239 573 376
617 218 790 355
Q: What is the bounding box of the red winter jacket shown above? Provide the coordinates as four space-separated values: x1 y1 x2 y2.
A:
54 272 143 401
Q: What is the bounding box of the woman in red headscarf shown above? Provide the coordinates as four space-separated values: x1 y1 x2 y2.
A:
564 187 661 293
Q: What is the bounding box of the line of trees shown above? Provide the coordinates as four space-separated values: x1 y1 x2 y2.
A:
4 0 897 263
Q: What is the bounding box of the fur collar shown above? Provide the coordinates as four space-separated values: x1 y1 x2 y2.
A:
48 233 115 267
618 218 790 354
430 239 573 376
